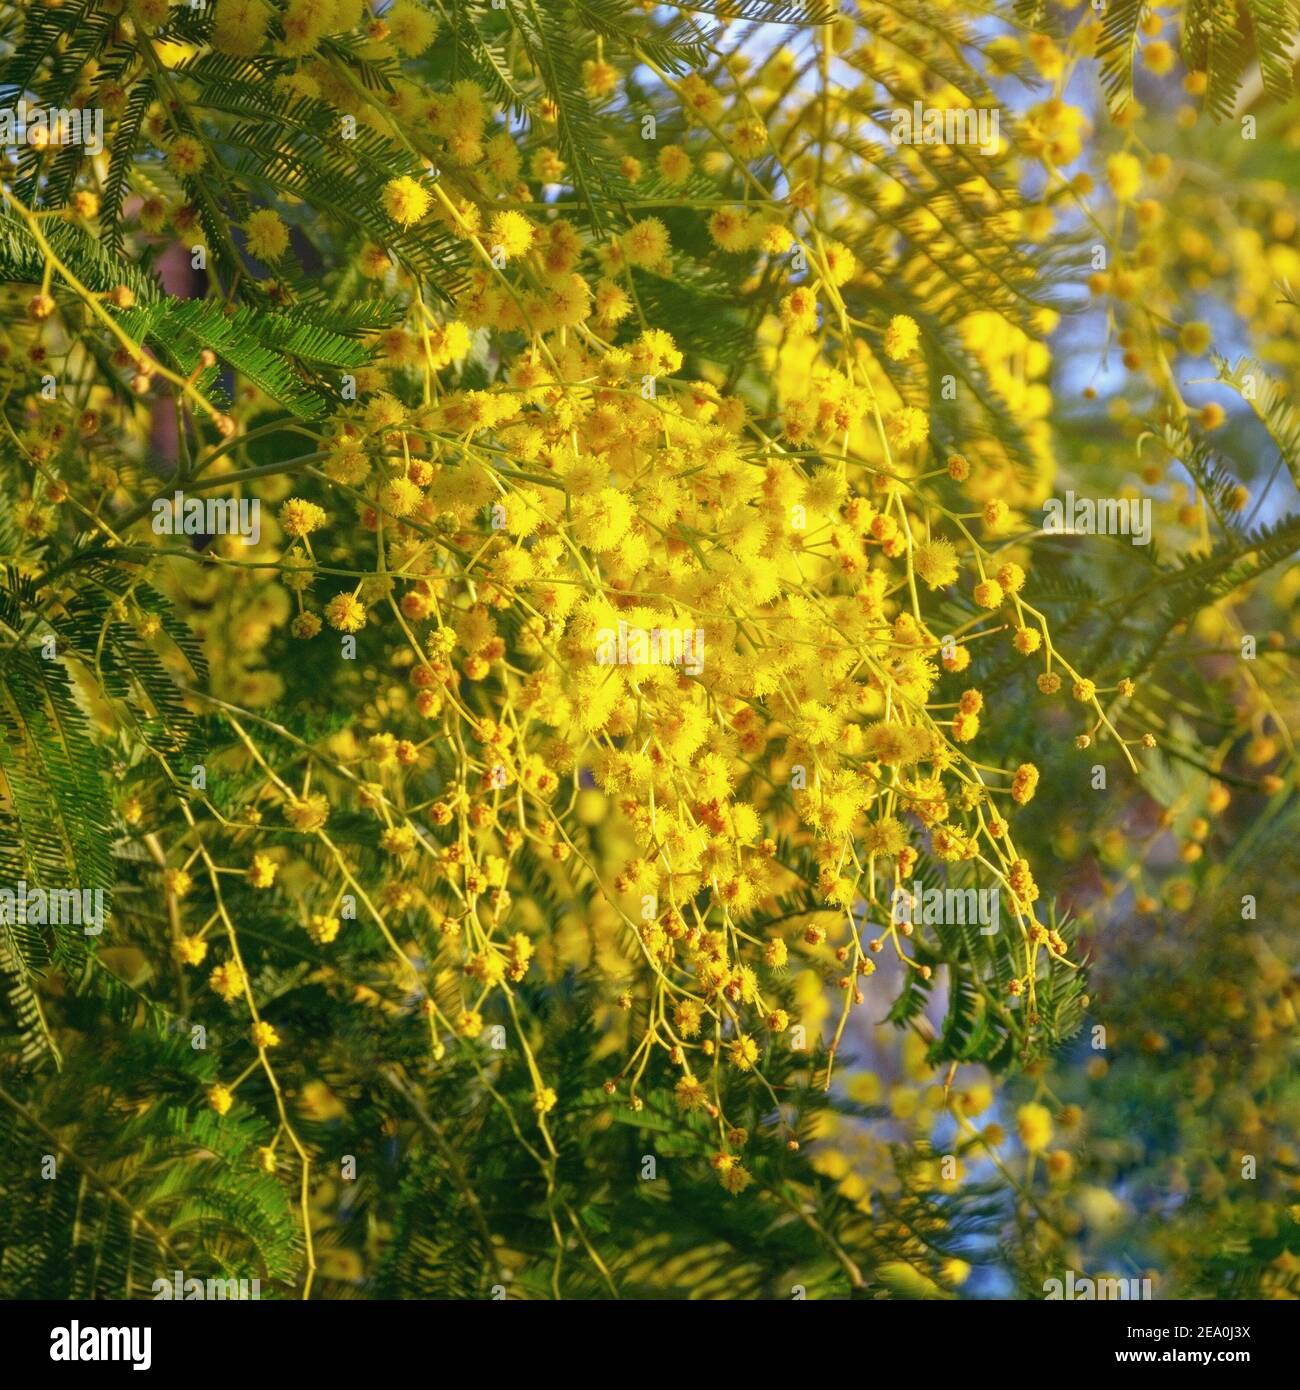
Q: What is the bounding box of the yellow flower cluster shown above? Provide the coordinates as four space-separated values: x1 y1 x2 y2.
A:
49 4 1163 1210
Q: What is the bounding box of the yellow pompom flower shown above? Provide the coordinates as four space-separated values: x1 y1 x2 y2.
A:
862 816 908 857
456 1010 484 1038
244 208 289 262
325 592 368 633
955 1083 993 1116
780 286 818 334
211 0 273 57
582 58 619 99
675 1076 709 1111
249 853 278 888
209 961 246 1002
286 792 330 832
175 935 208 967
165 867 194 898
973 578 1004 608
573 487 632 551
367 394 411 433
251 1020 281 1048
380 824 417 855
307 914 341 944
1142 40 1175 75
426 319 472 367
387 0 439 55
632 328 682 376
166 135 207 177
622 216 670 268
594 279 632 326
996 561 1026 593
758 220 794 255
1179 321 1211 355
712 1153 752 1194
488 209 535 261
1011 763 1039 804
380 477 423 518
952 710 980 742
886 406 929 450
657 145 691 184
279 498 327 538
913 538 960 590
822 240 857 285
278 0 329 55
708 207 755 252
1046 1149 1075 1182
383 175 432 227
1105 152 1143 203
467 949 506 986
883 313 921 361
1016 1101 1053 1153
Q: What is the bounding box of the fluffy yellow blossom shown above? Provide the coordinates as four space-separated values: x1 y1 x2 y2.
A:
657 145 691 183
914 539 960 590
1016 1102 1053 1153
279 498 327 538
248 853 278 888
387 0 439 55
1106 152 1143 203
383 176 432 226
886 406 929 450
167 136 206 177
244 208 289 262
884 313 921 361
278 0 329 54
780 286 818 334
211 0 273 56
1179 321 1212 355
488 210 535 261
973 579 1004 608
175 936 208 967
1011 763 1039 804
286 792 330 832
1142 40 1176 76
307 914 341 944
165 868 194 898
623 216 670 268
325 592 367 632
380 825 417 855
209 961 246 1003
